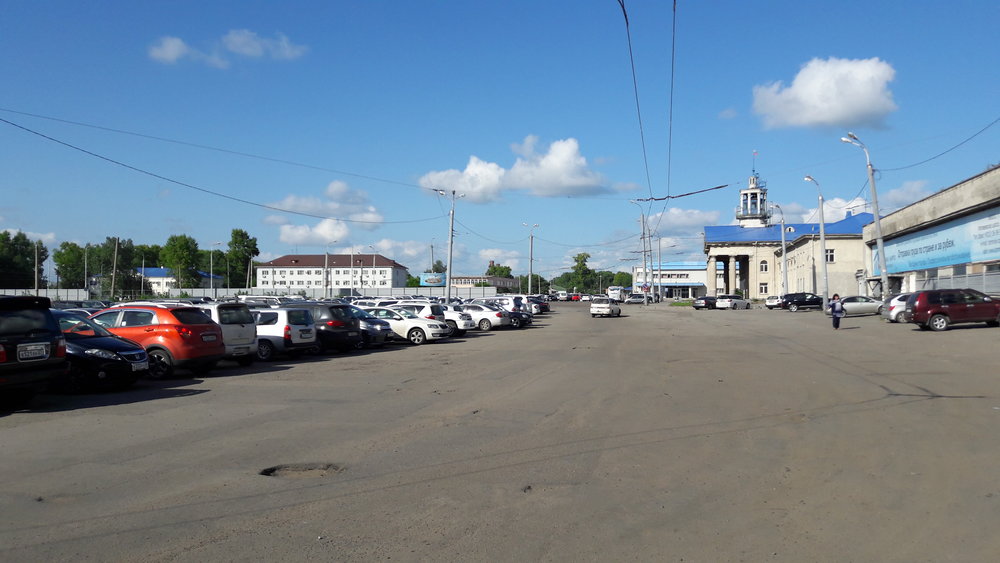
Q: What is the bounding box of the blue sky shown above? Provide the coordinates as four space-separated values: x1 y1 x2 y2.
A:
2 1 998 281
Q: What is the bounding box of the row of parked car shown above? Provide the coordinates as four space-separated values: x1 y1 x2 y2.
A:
693 288 1000 331
0 293 553 410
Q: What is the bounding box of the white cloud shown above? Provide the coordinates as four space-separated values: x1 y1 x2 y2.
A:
148 36 191 64
718 107 738 119
648 208 722 235
796 197 868 223
3 229 56 244
419 156 506 204
270 181 384 245
478 248 522 272
419 136 609 203
753 57 897 129
149 30 307 68
882 180 931 211
223 29 308 60
148 36 229 68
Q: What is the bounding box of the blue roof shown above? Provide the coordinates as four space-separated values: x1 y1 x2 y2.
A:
704 212 874 243
137 267 221 279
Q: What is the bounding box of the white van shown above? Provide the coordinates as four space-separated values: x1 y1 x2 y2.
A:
192 302 258 366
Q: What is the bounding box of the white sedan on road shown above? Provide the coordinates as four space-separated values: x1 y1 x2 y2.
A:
716 294 751 309
590 297 622 317
362 307 451 344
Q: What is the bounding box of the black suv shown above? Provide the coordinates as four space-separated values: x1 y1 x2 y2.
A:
780 292 823 312
300 302 363 353
1 296 68 408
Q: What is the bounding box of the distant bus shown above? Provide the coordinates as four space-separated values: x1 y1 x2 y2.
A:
606 286 627 301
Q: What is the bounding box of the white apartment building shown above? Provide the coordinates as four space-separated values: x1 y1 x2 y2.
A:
255 254 409 295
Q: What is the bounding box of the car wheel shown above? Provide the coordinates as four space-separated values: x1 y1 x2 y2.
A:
0 389 35 410
928 314 950 331
591 314 596 318
616 310 621 317
407 328 426 345
510 317 522 328
257 340 275 361
147 349 174 379
876 305 884 315
445 320 458 336
64 364 91 393
478 319 492 331
789 304 799 312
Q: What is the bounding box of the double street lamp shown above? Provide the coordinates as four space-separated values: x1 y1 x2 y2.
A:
803 176 828 311
841 132 890 298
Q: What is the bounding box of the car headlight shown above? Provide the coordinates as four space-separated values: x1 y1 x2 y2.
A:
85 348 119 360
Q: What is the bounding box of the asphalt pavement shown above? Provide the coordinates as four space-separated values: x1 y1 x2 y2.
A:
2 301 999 562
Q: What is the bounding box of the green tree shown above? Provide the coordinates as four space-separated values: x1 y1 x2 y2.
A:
427 259 447 274
0 231 47 288
485 263 513 278
406 274 421 287
53 241 86 288
160 235 200 288
226 229 259 289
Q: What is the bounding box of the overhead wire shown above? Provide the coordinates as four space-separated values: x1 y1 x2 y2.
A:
0 107 424 192
0 117 446 225
881 115 1000 172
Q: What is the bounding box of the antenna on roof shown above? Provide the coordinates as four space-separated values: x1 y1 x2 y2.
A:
752 149 758 175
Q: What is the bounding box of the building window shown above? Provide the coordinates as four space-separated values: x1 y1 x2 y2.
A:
759 282 768 295
825 249 835 263
760 260 769 273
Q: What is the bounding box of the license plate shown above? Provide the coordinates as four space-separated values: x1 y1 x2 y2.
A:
203 334 217 341
348 331 358 337
132 360 148 371
300 330 312 337
17 343 49 361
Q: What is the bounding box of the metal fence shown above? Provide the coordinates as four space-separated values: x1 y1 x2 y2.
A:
914 271 1000 294
6 286 501 302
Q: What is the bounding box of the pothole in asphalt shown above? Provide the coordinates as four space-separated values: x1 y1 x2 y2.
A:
259 463 344 478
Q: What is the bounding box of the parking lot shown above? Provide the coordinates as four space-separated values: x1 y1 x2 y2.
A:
3 301 1000 561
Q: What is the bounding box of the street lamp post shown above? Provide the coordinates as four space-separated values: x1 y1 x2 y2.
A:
842 132 890 298
772 204 789 297
323 240 337 299
522 223 539 295
438 190 465 303
210 242 222 299
368 245 377 293
803 176 829 311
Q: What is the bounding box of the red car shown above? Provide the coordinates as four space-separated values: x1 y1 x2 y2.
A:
904 288 1000 331
90 304 225 378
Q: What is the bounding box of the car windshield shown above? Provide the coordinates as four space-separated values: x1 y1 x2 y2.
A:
54 311 116 339
348 306 375 320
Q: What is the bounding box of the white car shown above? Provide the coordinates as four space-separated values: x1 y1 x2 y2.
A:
716 294 751 309
362 307 451 344
393 302 475 337
764 295 782 309
458 302 513 331
435 304 479 336
624 293 646 304
882 293 911 322
252 307 316 360
590 297 621 317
